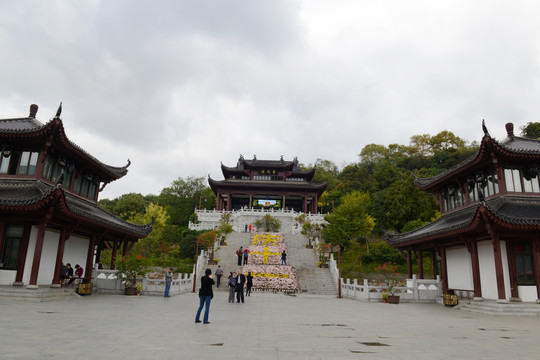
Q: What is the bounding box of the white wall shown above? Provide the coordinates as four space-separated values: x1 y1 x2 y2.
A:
0 270 16 285
63 234 90 278
477 240 511 300
21 227 89 286
446 246 473 290
518 286 538 302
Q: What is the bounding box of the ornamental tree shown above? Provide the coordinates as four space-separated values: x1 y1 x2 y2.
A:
323 191 375 251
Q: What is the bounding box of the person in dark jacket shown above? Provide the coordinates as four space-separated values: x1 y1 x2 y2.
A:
195 268 215 324
235 269 246 303
246 272 253 296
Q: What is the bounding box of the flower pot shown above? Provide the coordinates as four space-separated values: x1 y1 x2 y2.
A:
387 295 400 304
125 287 138 296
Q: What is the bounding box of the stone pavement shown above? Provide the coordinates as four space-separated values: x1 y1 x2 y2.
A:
1 291 539 360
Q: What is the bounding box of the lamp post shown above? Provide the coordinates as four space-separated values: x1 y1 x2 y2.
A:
337 244 343 299
192 238 200 293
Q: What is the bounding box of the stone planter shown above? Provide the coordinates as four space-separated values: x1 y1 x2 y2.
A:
387 295 400 304
125 287 138 296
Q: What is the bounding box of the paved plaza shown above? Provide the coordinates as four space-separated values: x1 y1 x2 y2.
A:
1 291 539 360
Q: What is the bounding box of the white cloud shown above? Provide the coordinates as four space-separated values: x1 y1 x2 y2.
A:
1 0 539 199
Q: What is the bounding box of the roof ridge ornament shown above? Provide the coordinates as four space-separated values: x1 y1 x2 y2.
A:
55 102 62 118
482 119 490 137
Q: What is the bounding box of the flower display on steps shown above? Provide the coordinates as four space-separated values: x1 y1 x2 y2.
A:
243 232 298 291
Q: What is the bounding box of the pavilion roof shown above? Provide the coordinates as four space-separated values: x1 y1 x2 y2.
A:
208 177 327 195
413 122 540 191
0 178 153 238
220 156 316 181
384 195 540 247
0 108 130 182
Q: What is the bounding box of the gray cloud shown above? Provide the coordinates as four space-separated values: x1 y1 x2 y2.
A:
1 0 539 199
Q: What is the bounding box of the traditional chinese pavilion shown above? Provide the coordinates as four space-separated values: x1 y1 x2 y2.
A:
208 155 327 213
385 122 540 303
0 104 152 289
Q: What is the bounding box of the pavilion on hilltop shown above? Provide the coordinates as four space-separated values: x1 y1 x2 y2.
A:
0 104 152 289
208 155 327 213
384 122 540 303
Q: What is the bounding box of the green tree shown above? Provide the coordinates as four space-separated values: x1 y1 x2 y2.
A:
521 122 540 139
255 214 281 232
159 176 216 227
370 172 438 233
323 191 375 250
216 212 233 243
129 203 171 258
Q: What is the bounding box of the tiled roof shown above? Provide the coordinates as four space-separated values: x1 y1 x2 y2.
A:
0 116 130 180
0 179 152 238
414 133 540 189
384 196 540 246
208 177 327 195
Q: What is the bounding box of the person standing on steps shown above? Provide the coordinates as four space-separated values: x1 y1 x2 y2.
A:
281 250 287 265
228 272 236 303
235 269 246 303
236 246 243 266
246 272 253 296
215 266 224 288
195 268 214 324
243 248 249 265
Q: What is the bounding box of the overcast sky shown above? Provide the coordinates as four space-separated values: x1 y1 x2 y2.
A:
1 1 539 199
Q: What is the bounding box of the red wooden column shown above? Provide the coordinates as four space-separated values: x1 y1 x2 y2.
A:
52 227 70 286
436 245 448 293
416 249 424 279
431 250 438 279
28 216 51 288
407 249 413 279
84 235 96 283
111 240 118 270
532 237 540 302
469 240 483 299
505 243 521 301
492 234 507 301
482 211 506 301
0 220 6 261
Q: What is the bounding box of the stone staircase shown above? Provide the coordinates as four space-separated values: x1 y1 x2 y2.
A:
0 286 80 302
455 300 540 316
200 231 338 296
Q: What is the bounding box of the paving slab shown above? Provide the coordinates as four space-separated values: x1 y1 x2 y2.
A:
0 291 539 359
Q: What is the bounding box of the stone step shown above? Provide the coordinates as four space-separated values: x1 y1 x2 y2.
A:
0 286 79 302
456 300 540 316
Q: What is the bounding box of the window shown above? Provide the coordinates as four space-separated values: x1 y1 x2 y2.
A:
442 185 466 211
1 225 24 270
514 243 534 285
18 151 39 175
0 152 20 174
505 168 540 193
43 155 73 188
73 173 98 199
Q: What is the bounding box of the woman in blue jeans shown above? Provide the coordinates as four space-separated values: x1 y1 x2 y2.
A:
195 268 214 324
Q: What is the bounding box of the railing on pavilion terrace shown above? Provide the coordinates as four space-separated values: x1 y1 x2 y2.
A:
189 208 326 234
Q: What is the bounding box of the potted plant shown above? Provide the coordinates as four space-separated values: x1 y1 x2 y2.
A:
115 254 149 295
376 262 401 304
382 292 388 303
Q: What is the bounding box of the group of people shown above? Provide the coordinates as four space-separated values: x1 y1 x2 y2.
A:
60 263 83 286
194 266 254 324
236 246 249 265
227 269 253 303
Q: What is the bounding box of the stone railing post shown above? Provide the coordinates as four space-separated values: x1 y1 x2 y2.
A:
363 279 369 300
412 274 418 300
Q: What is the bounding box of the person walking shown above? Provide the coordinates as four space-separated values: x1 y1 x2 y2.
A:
235 269 246 303
164 268 173 297
215 266 224 288
228 272 237 303
243 248 249 265
246 272 253 296
195 268 214 324
281 250 287 265
236 247 243 266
